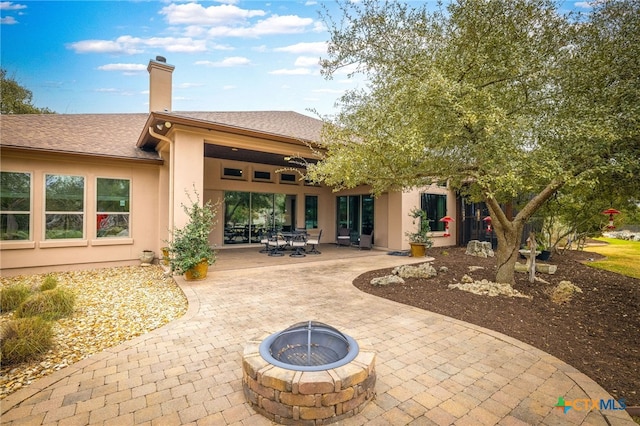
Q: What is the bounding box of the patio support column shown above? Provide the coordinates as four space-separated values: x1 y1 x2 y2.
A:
170 132 205 229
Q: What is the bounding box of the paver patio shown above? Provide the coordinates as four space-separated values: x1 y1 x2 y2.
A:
1 247 634 425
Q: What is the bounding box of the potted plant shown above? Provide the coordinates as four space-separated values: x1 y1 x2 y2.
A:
166 189 218 280
406 208 433 257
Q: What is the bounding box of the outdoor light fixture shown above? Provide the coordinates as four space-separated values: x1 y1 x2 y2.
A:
155 121 172 131
483 216 492 232
439 215 454 237
602 208 620 230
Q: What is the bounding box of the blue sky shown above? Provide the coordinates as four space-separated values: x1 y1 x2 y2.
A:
1 0 591 117
0 0 363 116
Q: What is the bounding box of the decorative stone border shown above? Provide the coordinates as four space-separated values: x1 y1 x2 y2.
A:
242 336 376 425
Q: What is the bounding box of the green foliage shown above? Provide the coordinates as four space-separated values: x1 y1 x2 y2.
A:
311 0 639 284
167 189 218 276
15 288 76 321
1 69 55 114
405 208 433 247
0 283 32 312
40 274 58 291
1 317 53 365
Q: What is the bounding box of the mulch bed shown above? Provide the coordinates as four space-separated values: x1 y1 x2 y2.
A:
352 246 639 406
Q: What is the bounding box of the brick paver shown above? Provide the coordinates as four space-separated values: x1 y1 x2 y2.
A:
1 247 634 425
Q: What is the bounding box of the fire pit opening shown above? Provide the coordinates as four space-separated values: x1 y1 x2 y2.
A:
243 321 376 424
259 321 359 372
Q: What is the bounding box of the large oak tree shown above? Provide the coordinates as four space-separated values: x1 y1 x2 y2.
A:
307 0 639 284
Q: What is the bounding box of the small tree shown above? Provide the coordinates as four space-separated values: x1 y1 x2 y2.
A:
167 190 218 277
405 208 433 246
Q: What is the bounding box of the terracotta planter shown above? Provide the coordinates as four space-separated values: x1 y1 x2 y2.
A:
184 259 209 281
161 247 170 266
409 242 427 257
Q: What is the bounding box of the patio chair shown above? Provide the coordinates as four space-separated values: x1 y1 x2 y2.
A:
306 230 322 254
289 233 307 258
337 228 351 247
359 231 373 250
259 230 271 253
267 233 287 256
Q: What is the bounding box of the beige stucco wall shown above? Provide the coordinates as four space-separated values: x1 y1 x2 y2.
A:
203 157 336 248
0 150 162 276
398 186 458 250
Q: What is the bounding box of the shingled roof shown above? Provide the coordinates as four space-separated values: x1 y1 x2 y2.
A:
1 111 323 162
1 113 158 161
167 111 323 142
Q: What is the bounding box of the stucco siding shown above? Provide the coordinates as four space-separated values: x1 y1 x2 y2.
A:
1 151 161 275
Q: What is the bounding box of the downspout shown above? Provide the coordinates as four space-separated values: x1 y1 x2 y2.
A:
148 126 175 237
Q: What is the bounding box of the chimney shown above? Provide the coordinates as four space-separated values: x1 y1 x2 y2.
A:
147 56 175 113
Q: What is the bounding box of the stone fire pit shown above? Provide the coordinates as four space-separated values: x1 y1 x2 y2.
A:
242 322 376 425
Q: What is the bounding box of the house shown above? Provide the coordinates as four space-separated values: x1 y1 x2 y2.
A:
0 58 459 276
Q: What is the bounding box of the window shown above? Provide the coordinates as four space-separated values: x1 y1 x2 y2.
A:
253 170 272 181
96 178 130 238
421 193 447 232
305 195 318 229
45 174 84 239
279 173 297 184
1 171 31 240
223 167 245 180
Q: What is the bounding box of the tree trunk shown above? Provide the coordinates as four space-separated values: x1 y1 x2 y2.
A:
492 219 524 285
483 178 565 285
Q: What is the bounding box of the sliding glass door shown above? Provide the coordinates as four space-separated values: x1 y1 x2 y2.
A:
223 191 296 245
336 195 374 238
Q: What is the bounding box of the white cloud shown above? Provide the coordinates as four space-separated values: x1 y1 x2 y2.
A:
574 1 594 8
222 85 236 90
0 2 27 10
67 36 207 54
97 63 147 72
0 16 17 24
207 14 314 37
294 56 320 67
268 68 313 75
195 56 251 67
68 39 141 55
274 42 327 55
160 3 265 26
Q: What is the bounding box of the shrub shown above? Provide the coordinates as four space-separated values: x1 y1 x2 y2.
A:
0 283 32 312
40 274 58 291
15 288 76 320
1 317 53 365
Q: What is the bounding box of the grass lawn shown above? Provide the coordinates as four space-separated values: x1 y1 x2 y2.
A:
584 237 640 279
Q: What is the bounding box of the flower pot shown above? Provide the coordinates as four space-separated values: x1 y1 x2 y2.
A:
161 247 170 265
409 242 427 257
184 259 209 281
536 250 551 261
140 250 155 266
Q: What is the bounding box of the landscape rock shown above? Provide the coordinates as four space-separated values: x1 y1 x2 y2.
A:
550 280 583 304
465 240 494 258
392 263 437 279
448 280 532 299
370 275 405 286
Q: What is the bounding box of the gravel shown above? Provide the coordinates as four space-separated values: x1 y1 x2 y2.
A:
0 265 188 399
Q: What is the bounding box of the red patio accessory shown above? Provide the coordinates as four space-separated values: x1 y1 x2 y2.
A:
602 208 620 230
439 215 454 237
